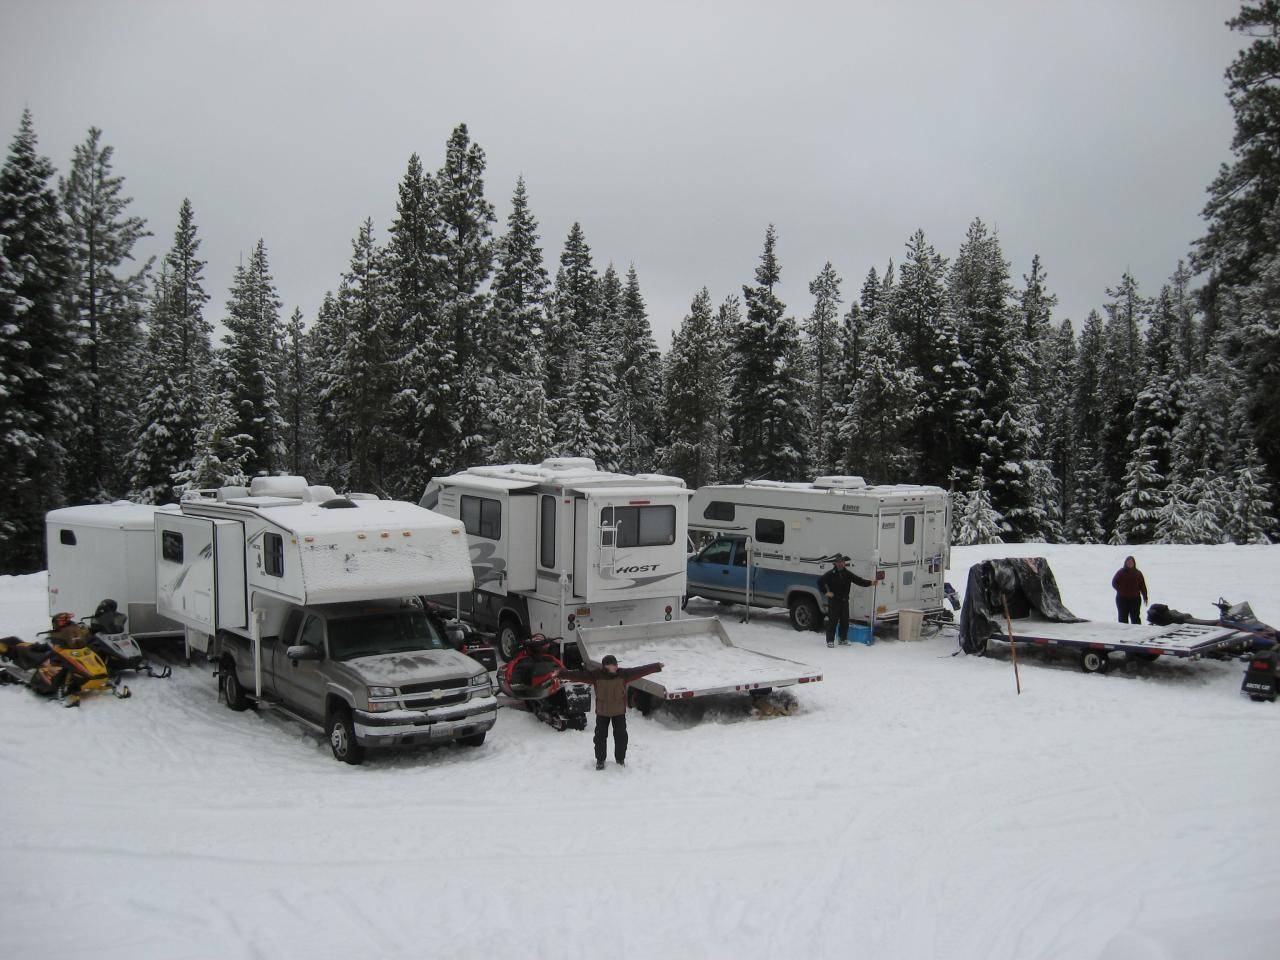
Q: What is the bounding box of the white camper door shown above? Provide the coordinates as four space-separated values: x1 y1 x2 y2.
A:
896 509 928 606
155 515 218 631
506 494 537 592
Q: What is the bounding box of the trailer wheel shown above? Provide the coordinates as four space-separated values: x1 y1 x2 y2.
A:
497 618 523 662
788 596 823 632
1080 650 1111 674
629 687 656 716
221 661 250 711
326 706 365 765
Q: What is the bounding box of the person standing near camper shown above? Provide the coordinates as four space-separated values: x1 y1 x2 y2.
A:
818 555 874 647
1111 556 1148 624
557 655 663 770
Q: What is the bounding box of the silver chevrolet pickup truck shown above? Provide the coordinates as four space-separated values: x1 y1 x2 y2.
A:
215 599 497 764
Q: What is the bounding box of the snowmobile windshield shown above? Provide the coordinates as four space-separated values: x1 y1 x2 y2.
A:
326 611 447 661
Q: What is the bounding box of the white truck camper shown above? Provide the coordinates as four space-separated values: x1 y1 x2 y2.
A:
422 458 693 660
156 476 474 694
686 477 951 631
45 502 183 637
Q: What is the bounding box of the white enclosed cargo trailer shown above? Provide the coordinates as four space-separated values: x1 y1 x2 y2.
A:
422 457 693 660
45 502 182 637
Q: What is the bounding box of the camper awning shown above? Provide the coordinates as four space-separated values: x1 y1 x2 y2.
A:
581 486 693 500
442 475 539 493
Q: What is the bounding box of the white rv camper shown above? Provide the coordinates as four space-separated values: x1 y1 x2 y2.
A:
45 502 182 637
155 476 475 686
422 458 692 660
686 477 951 630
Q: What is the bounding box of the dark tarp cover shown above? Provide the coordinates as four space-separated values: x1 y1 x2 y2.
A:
958 557 1085 654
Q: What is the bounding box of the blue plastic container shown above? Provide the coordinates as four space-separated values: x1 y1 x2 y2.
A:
847 624 874 646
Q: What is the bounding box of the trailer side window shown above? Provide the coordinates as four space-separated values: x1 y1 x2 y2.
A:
602 505 677 548
59 529 77 546
264 533 285 577
161 530 183 563
755 518 785 544
703 500 735 521
540 495 556 568
903 515 916 545
460 495 501 541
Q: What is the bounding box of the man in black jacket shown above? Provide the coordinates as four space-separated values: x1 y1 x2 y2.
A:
817 555 874 647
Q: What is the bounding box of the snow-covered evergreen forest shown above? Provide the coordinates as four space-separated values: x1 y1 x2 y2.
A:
2 7 1278 575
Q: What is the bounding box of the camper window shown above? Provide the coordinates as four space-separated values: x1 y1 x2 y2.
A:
602 505 677 548
540 495 556 567
461 495 502 541
703 500 735 521
162 530 183 563
903 515 916 545
264 533 285 577
755 518 785 544
59 529 77 546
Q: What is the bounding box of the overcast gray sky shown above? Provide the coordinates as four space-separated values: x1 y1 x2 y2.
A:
0 0 1245 346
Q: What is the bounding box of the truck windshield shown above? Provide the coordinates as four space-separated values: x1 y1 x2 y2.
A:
327 611 446 661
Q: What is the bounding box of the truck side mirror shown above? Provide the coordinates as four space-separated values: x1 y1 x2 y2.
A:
287 644 322 661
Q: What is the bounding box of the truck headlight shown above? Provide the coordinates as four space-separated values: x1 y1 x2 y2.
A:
368 686 397 698
468 673 491 692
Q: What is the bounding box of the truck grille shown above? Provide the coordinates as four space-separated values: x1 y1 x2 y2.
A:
403 690 467 709
401 677 467 695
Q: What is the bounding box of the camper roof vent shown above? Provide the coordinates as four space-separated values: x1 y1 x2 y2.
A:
306 485 338 503
217 486 250 501
250 475 309 499
319 497 358 509
812 476 867 491
539 456 597 472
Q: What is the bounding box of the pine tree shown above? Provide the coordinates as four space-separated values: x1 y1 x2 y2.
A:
804 261 843 474
955 469 1005 545
660 288 731 487
222 239 286 477
280 307 312 476
893 229 968 484
172 376 253 497
612 265 662 472
547 222 598 453
561 311 619 469
435 124 496 469
129 199 212 501
1229 445 1276 543
1155 476 1211 544
0 110 75 572
489 176 552 463
713 295 742 480
1065 439 1107 544
1114 445 1165 544
61 126 152 501
839 312 920 483
729 225 809 479
1039 318 1077 540
384 153 454 493
1098 272 1146 532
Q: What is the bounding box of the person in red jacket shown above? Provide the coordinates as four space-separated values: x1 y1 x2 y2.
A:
558 655 663 770
1111 555 1148 624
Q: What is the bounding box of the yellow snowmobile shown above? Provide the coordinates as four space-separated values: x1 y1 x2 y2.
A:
0 613 130 706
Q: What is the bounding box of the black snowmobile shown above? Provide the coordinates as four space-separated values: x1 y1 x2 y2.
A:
1148 597 1278 702
84 600 171 679
497 634 590 731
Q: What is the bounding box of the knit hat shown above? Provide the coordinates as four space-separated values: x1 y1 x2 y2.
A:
602 654 618 667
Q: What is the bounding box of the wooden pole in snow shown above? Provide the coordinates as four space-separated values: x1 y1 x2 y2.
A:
1002 594 1022 695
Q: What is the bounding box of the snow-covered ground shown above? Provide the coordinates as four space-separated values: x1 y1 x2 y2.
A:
2 544 1278 960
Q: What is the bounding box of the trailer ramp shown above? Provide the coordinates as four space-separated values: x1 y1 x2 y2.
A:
576 617 822 702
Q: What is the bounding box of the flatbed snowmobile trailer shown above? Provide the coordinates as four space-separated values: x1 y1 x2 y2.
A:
988 618 1245 674
576 617 822 711
958 557 1246 674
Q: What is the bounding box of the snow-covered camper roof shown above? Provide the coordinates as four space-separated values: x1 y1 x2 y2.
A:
47 501 177 531
180 490 474 602
437 458 688 494
718 478 947 499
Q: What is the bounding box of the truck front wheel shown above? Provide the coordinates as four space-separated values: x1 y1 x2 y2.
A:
221 661 250 712
789 596 823 632
327 706 365 765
